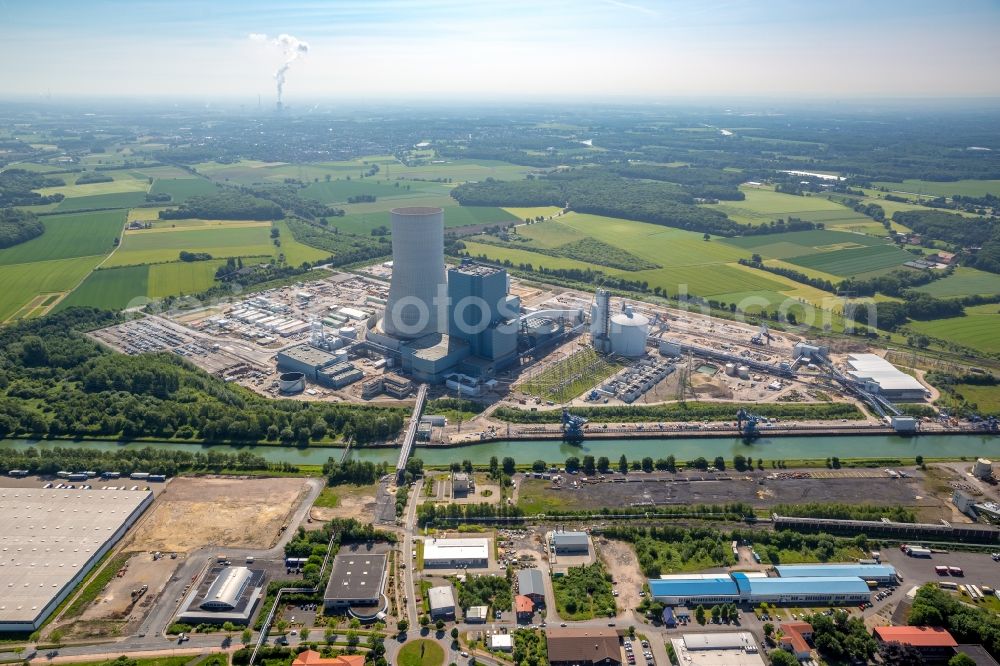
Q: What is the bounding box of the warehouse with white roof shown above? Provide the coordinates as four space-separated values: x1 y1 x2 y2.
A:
422 537 489 568
846 353 929 401
0 488 153 633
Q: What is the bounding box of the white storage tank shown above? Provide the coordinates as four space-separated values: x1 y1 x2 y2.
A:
334 349 349 361
609 309 649 357
725 363 737 376
737 365 750 379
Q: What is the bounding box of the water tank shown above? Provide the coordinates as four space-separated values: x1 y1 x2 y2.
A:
737 365 750 379
334 349 349 361
725 363 737 376
974 458 994 480
339 326 357 340
610 310 649 357
278 372 305 394
383 207 447 338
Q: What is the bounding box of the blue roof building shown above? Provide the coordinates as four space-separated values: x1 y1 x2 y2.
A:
648 576 739 605
649 572 872 606
774 563 897 582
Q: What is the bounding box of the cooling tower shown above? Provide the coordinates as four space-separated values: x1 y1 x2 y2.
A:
383 207 447 339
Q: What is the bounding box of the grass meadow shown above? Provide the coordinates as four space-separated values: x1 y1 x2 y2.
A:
148 177 221 202
0 256 104 321
0 210 124 265
907 304 1000 353
105 225 275 267
55 265 150 311
913 267 1000 298
874 179 1000 198
55 191 149 212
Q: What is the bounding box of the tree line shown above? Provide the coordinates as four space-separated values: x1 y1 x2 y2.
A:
158 192 283 220
0 207 44 249
0 169 65 206
0 308 406 444
492 401 862 424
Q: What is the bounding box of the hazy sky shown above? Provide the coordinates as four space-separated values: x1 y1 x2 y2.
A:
2 0 1000 102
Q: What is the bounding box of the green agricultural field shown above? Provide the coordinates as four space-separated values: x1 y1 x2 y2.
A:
874 179 1000 198
332 204 515 235
784 243 913 277
0 255 103 321
55 265 150 311
913 267 1000 298
0 210 124 265
907 304 1000 354
705 187 876 229
105 225 275 267
951 384 1000 414
504 205 565 221
339 193 455 216
36 176 148 198
273 220 331 265
147 260 225 297
149 177 221 202
55 191 149 212
302 178 421 204
128 165 198 179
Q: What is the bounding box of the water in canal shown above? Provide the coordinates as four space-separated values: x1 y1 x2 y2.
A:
2 433 999 467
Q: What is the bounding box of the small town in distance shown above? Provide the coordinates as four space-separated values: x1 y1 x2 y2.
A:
2 2 1000 666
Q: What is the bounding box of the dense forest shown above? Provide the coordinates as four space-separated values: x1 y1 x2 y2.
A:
0 308 406 444
609 163 747 200
0 207 44 248
452 170 743 236
158 192 284 220
0 168 65 206
284 218 391 266
909 585 1000 658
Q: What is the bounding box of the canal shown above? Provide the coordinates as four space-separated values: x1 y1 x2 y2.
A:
2 433 999 467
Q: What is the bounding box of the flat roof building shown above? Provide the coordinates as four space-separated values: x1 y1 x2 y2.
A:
552 531 590 554
775 563 897 583
846 353 929 401
649 573 871 606
423 537 489 568
176 565 265 625
490 634 514 651
428 585 456 619
323 545 389 616
0 488 153 633
292 650 364 666
546 627 621 666
669 632 766 666
466 605 488 623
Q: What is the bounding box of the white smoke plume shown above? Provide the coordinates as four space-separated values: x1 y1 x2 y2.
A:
248 33 310 104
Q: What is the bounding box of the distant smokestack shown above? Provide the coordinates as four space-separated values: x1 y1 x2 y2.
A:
248 33 310 105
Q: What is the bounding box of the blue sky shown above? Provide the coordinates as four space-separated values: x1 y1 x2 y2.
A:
2 0 999 100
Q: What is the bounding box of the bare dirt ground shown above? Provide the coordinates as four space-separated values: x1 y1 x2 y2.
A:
130 476 310 552
595 537 644 619
310 485 378 523
80 553 179 622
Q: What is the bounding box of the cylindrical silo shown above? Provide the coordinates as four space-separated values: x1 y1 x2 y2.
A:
609 310 649 357
383 207 447 339
738 365 750 379
725 362 737 376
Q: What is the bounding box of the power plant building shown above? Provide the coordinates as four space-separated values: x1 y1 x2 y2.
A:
845 353 929 401
0 488 153 633
276 344 362 389
367 208 523 383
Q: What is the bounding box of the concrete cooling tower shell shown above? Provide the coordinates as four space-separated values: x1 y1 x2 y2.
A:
609 311 649 357
383 207 447 339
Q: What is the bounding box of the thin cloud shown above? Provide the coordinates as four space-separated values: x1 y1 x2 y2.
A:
601 0 658 17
